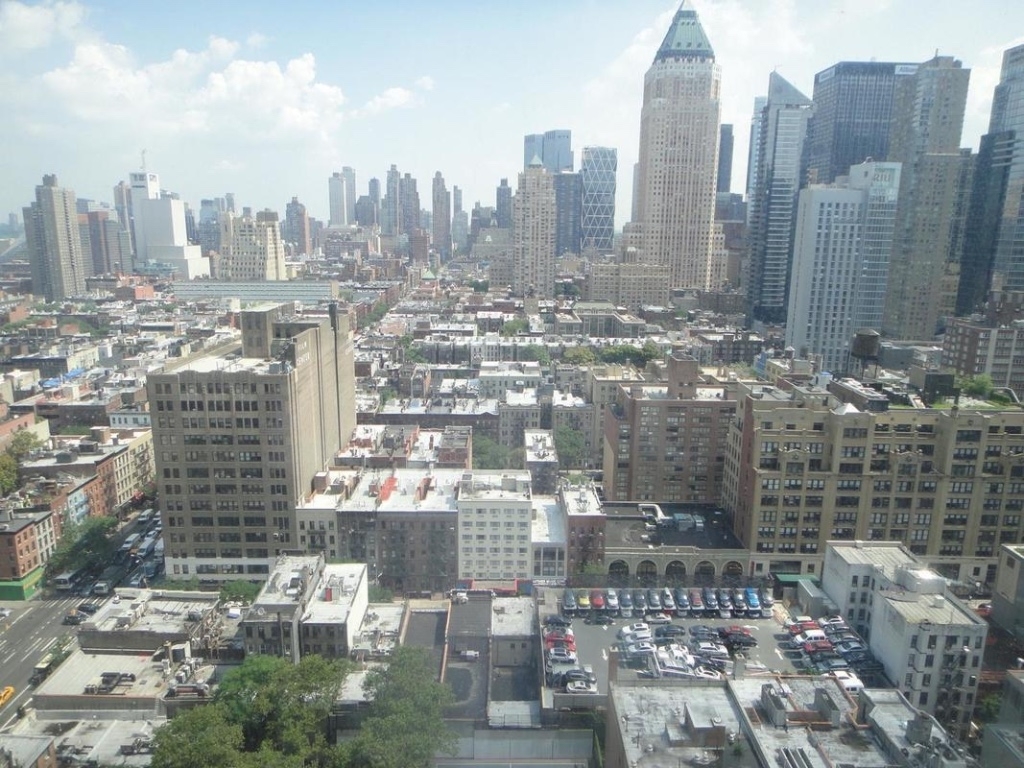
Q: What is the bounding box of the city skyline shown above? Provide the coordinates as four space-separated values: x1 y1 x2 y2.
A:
2 1 1023 229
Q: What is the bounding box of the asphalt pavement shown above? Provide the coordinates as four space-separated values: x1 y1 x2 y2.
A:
0 592 88 730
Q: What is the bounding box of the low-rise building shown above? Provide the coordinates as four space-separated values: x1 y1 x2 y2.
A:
992 543 1024 644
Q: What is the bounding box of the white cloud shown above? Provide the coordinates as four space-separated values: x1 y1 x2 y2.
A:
415 75 435 91
0 0 85 53
352 86 416 118
245 32 267 49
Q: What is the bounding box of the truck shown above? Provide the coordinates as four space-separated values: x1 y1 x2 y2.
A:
94 564 128 596
29 653 56 685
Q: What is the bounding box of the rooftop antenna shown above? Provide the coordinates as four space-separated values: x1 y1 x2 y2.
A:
141 149 147 173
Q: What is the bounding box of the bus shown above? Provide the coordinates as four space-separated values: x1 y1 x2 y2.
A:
53 568 85 592
30 653 56 685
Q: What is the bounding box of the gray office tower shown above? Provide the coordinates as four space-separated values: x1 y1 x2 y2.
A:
958 44 1024 313
717 125 734 194
496 178 512 229
881 56 971 340
580 146 617 252
524 130 574 173
554 172 583 256
805 61 918 185
745 72 813 324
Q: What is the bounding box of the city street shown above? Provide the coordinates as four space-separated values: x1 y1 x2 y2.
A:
0 593 85 729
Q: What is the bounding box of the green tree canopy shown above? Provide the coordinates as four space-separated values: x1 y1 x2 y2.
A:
554 426 586 470
562 346 597 365
517 344 550 365
958 373 994 399
45 516 118 576
343 647 456 768
0 453 18 496
500 318 529 337
5 429 42 461
472 435 513 469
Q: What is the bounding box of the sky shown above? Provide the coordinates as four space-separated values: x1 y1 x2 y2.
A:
2 0 1024 230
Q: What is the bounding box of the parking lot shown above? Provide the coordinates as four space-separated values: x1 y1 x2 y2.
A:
539 587 805 695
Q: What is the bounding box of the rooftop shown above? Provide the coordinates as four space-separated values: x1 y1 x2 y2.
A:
300 467 464 514
302 564 367 625
559 485 603 517
250 555 322 611
490 597 535 637
81 590 219 636
877 589 983 627
531 497 565 544
827 541 917 571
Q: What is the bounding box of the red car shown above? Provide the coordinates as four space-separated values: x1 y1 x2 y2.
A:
803 639 834 654
546 638 577 653
544 628 575 642
789 622 819 636
589 590 606 610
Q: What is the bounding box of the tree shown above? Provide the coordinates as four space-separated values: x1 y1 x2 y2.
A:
469 279 489 293
977 693 1002 722
563 346 597 365
959 374 994 399
518 344 550 365
472 435 512 469
150 702 245 768
343 647 456 768
45 516 118 576
500 318 529 337
5 429 42 462
0 453 17 495
554 426 586 470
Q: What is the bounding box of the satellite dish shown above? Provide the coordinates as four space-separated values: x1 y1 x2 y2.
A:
256 607 266 616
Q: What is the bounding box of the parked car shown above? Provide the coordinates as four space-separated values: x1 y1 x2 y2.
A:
619 622 651 638
646 612 673 625
691 642 730 659
546 638 577 653
77 602 101 615
589 589 605 611
547 647 578 664
624 642 656 655
619 590 634 618
759 588 775 608
702 587 719 611
633 590 648 613
689 589 704 614
731 588 748 614
544 614 572 628
544 627 575 641
674 588 690 614
654 625 688 639
646 589 663 611
716 588 732 611
561 667 597 686
834 641 866 657
562 589 577 615
717 626 751 639
661 588 676 612
689 624 716 637
605 588 620 613
585 614 615 625
566 680 598 694
745 588 761 614
62 612 85 625
725 633 757 649
576 590 591 611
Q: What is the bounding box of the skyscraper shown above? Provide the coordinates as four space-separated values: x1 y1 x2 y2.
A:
805 61 917 185
368 177 381 227
745 96 767 226
628 2 721 289
431 172 452 261
78 209 128 275
496 178 512 229
129 171 208 278
399 173 420 239
580 146 617 252
341 167 356 226
745 72 813 323
881 56 971 339
218 209 287 281
957 44 1024 313
513 160 557 297
452 185 468 252
23 175 87 302
383 165 400 237
785 162 901 372
553 171 582 256
523 130 573 172
717 124 734 194
328 172 346 228
284 196 312 256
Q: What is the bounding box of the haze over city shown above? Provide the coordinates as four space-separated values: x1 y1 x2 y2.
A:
3 0 1024 223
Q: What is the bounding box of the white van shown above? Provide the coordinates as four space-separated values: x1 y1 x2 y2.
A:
830 670 863 693
792 629 827 644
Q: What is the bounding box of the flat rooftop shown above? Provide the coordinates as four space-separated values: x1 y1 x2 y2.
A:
34 650 176 702
876 590 982 626
250 555 321 611
559 485 603 517
826 541 917 570
302 564 366 625
490 597 534 637
83 591 218 636
301 467 464 513
531 497 565 544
